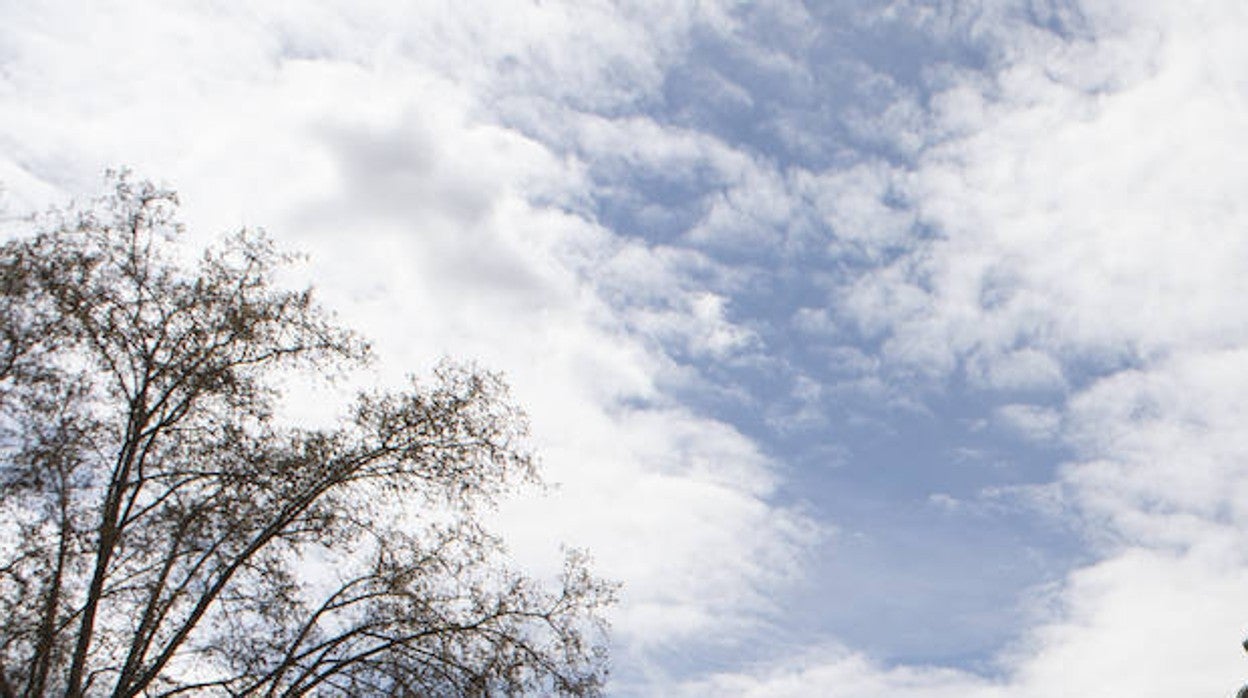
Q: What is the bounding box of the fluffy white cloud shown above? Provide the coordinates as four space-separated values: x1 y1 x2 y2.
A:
680 545 1248 697
0 0 816 687
9 0 1248 695
675 644 1001 698
697 1 1248 695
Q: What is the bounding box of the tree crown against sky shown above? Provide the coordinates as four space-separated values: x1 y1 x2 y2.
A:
0 172 613 697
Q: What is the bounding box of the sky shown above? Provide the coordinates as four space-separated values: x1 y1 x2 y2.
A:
4 0 1248 695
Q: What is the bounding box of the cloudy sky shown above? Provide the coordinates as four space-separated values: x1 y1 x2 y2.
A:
5 0 1248 694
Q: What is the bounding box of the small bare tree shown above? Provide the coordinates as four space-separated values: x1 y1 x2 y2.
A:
0 174 612 697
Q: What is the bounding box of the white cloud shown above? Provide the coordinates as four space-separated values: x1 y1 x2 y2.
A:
1062 348 1248 544
680 546 1248 698
994 403 1062 443
700 1 1248 695
675 644 1001 698
11 0 1248 695
970 348 1066 392
800 161 917 252
0 0 816 685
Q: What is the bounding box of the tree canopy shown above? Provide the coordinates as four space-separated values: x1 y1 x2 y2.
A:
0 174 612 697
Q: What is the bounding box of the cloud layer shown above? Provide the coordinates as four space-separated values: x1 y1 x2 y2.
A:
0 0 819 688
6 0 1248 695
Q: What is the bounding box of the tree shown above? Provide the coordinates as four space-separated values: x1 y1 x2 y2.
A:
0 173 613 697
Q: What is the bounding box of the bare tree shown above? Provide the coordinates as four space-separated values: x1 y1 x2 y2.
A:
0 173 613 697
